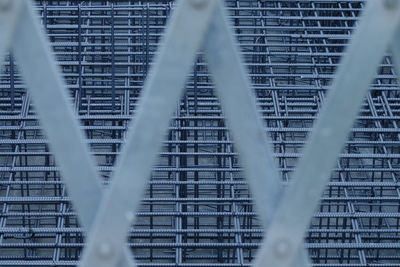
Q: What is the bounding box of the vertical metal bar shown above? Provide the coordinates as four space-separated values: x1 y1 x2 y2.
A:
78 4 83 108
111 3 116 112
225 131 244 265
145 4 149 77
9 53 14 111
192 60 200 244
175 111 183 265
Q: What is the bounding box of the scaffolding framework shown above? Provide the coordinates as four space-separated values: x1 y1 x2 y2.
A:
1 0 400 266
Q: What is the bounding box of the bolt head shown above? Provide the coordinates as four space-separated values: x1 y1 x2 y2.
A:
274 239 291 258
97 242 114 259
125 211 134 223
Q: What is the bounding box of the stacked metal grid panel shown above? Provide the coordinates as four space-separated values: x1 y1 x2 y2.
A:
1 0 400 266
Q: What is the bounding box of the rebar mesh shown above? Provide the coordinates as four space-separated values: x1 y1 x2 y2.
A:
1 0 400 266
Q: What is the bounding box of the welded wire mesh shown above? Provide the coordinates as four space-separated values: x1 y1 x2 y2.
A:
1 0 400 266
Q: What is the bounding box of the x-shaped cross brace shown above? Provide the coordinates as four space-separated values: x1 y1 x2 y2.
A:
1 0 400 267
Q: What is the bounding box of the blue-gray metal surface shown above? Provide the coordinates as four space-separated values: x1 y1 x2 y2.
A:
1 0 400 266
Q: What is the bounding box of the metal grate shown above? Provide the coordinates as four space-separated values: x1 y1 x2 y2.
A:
1 0 400 266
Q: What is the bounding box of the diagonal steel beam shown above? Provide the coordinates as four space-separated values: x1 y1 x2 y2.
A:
254 1 400 266
79 1 218 266
204 2 310 267
0 1 134 266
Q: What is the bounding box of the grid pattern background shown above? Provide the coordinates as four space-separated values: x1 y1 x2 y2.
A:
1 0 400 266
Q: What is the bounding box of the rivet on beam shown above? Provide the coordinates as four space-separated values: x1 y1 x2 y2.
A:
97 242 114 259
274 238 292 259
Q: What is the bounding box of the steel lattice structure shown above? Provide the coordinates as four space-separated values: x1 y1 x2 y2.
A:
1 0 400 266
